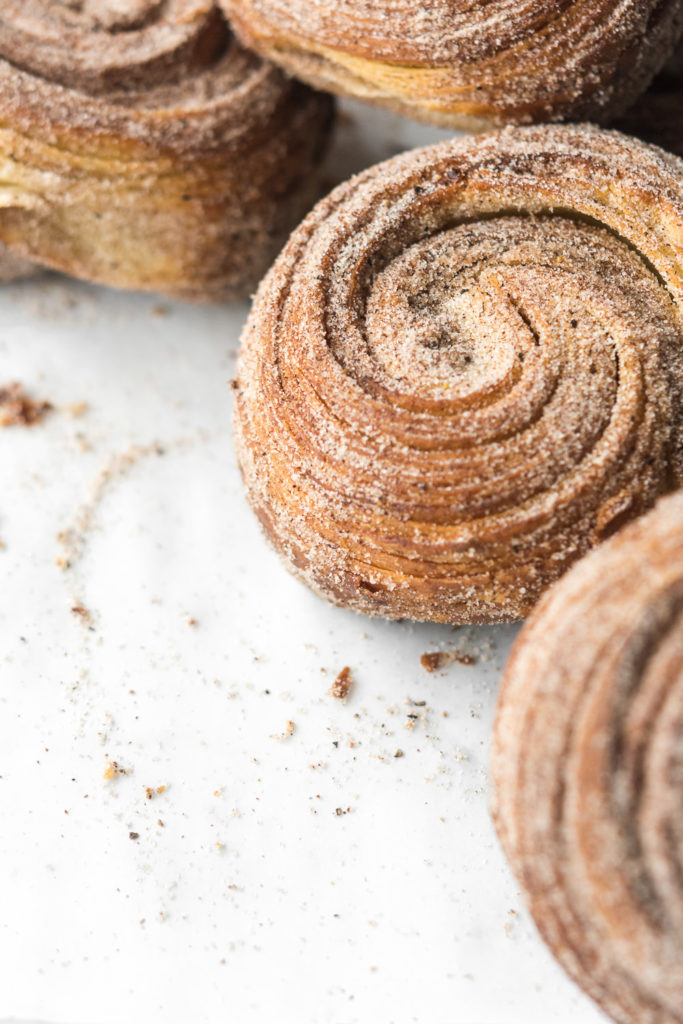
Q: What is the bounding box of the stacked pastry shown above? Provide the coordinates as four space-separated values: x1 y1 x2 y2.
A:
222 0 683 129
0 1 333 299
1 2 682 295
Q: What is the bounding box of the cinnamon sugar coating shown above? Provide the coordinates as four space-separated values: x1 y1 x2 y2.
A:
221 0 683 129
0 2 333 300
234 124 683 625
491 491 683 1024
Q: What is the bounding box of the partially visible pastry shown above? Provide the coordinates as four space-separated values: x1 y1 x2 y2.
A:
0 2 333 300
233 124 683 625
221 0 683 129
616 49 683 156
0 244 35 282
491 491 683 1024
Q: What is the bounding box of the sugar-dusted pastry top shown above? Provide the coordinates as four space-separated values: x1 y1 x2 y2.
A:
222 0 683 128
491 490 683 1024
233 124 683 625
0 1 334 299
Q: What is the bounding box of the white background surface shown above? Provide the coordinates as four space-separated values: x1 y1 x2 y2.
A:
0 101 608 1024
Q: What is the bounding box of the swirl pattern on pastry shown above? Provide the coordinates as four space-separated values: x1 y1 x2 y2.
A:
491 491 683 1024
233 124 683 625
0 1 333 300
221 0 683 129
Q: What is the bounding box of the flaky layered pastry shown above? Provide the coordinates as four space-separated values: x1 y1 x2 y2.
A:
491 491 683 1024
0 2 333 300
222 0 683 129
234 125 683 625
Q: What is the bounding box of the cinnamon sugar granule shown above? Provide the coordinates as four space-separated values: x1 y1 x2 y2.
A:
0 382 52 426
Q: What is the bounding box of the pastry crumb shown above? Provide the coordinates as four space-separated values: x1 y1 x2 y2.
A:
103 760 128 780
329 666 353 701
420 649 477 672
0 382 52 427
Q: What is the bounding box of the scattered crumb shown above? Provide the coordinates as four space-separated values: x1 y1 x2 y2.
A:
129 831 139 841
103 760 128 780
144 786 166 799
70 604 92 624
157 819 164 827
504 909 518 937
329 666 353 701
0 382 52 427
150 304 169 317
65 401 88 418
187 617 198 627
271 720 296 740
394 749 404 758
420 652 443 672
420 649 477 672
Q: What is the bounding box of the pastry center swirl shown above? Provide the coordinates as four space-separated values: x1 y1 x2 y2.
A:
353 216 681 405
0 0 233 94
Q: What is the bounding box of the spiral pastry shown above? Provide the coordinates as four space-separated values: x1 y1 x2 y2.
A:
491 491 683 1024
0 2 333 300
233 124 683 625
221 0 683 130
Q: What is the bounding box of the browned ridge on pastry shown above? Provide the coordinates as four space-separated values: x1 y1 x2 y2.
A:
491 491 683 1024
233 124 683 625
0 1 333 300
221 0 683 129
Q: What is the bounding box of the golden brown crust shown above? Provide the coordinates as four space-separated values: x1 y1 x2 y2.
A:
221 0 683 129
491 491 683 1024
233 124 683 625
0 2 333 300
